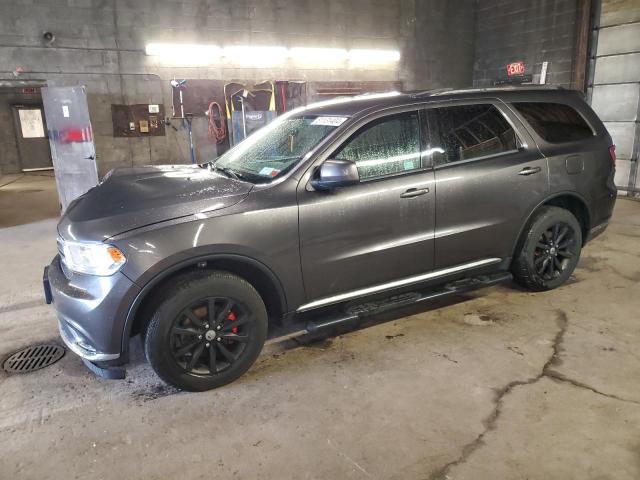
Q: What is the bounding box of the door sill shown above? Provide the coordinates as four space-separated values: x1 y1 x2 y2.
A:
297 257 502 313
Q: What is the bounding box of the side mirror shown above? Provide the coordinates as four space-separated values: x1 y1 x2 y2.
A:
310 159 360 191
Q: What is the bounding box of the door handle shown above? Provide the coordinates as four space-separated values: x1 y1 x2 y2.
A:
518 166 541 176
84 155 95 160
400 187 429 198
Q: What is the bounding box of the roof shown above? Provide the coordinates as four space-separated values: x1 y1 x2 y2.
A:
297 86 582 118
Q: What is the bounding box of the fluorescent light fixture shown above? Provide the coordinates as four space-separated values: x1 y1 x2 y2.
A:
145 43 222 66
145 43 400 67
223 46 288 66
349 49 401 64
289 47 349 61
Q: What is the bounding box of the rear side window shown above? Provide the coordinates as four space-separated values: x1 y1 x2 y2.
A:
335 111 421 180
512 102 593 143
428 104 518 165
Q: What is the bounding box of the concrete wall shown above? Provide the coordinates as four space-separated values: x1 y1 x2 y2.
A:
589 0 640 194
0 0 477 176
473 0 580 87
406 0 477 90
0 93 22 175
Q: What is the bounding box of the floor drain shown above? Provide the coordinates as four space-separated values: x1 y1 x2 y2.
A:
3 344 65 373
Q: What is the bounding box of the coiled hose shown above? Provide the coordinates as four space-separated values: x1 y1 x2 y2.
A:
207 101 226 144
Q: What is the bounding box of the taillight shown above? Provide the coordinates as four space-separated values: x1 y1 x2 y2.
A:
609 145 616 167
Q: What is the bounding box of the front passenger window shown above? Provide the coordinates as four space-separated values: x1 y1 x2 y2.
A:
335 112 421 180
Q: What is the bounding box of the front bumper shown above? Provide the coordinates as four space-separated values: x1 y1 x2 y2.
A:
58 317 119 362
46 255 140 362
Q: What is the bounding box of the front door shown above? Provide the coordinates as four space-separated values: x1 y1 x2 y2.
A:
298 111 435 305
11 105 53 171
427 101 548 269
41 86 98 212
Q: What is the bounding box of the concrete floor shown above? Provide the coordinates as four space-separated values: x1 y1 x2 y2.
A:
0 172 60 228
0 199 639 480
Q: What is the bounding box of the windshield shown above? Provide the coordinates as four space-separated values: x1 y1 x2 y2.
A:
213 115 346 182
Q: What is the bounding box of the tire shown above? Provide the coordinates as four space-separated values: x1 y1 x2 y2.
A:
511 206 582 291
144 270 268 391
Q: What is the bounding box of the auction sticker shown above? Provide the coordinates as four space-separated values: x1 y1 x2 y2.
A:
259 167 281 177
311 116 348 127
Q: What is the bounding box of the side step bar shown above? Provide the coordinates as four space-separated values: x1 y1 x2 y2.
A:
305 272 512 334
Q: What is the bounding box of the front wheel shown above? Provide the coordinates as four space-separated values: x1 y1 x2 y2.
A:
144 271 268 391
512 206 582 291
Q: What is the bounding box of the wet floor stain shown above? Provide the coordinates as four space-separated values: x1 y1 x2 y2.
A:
385 333 405 340
432 351 459 364
297 337 333 349
508 346 524 356
462 313 496 326
131 383 181 402
578 256 601 272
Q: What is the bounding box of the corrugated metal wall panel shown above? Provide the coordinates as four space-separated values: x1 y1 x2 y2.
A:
589 0 640 194
591 84 639 122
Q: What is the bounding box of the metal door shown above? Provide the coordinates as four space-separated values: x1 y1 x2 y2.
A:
11 105 53 171
298 110 435 304
41 86 98 211
298 171 436 303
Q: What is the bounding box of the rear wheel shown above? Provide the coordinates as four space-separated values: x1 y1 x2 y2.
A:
512 206 582 291
144 271 267 391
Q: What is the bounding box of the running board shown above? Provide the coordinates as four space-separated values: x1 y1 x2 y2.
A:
304 272 512 334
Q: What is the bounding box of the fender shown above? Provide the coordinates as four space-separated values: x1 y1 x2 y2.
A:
511 190 592 259
120 253 288 354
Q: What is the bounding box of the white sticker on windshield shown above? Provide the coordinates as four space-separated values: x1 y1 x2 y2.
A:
311 116 348 127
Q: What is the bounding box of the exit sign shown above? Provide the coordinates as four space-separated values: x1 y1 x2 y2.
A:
506 61 525 76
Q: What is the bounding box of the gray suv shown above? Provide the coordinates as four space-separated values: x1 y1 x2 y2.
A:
44 87 617 390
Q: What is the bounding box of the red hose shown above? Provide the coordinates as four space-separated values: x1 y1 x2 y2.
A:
207 101 226 144
281 83 286 112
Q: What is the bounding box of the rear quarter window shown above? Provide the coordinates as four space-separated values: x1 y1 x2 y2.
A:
512 102 594 143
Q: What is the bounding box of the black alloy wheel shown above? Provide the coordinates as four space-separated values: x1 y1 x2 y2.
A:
512 205 583 291
170 297 251 375
533 222 577 281
145 271 268 391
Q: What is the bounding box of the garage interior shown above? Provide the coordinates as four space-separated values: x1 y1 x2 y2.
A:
1 0 639 478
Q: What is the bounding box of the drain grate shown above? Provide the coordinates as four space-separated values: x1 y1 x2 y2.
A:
3 344 65 373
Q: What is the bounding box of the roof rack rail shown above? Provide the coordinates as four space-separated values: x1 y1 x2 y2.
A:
408 85 568 98
429 85 567 96
409 88 454 98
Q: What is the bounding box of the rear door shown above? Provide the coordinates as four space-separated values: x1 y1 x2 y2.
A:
427 100 548 269
297 110 436 305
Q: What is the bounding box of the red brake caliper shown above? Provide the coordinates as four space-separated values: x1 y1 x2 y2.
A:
229 311 238 333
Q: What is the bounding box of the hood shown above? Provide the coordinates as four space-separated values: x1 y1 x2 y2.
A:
58 164 252 241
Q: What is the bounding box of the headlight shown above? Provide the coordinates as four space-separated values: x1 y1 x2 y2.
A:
60 240 126 276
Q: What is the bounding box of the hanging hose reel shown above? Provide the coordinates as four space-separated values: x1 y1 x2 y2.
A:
207 101 226 144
